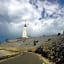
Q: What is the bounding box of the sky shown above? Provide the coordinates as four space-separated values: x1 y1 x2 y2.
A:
0 0 64 42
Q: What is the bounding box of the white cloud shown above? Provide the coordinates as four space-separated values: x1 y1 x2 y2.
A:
8 0 64 36
0 0 64 38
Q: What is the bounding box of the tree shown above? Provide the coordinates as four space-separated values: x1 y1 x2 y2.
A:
33 40 38 46
57 33 61 36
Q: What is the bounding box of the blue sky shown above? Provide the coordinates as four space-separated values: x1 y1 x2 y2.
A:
0 0 64 42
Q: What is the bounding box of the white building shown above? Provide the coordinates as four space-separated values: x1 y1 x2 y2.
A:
22 23 28 38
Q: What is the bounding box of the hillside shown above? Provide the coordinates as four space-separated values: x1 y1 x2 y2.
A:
35 35 64 64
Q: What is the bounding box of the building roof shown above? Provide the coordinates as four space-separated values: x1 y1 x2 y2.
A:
24 24 27 27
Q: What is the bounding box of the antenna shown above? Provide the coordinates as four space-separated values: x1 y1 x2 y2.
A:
21 19 30 26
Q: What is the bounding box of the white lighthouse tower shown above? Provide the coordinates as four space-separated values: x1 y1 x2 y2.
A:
22 21 28 38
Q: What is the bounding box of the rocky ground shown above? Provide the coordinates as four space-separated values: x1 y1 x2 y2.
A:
35 35 64 64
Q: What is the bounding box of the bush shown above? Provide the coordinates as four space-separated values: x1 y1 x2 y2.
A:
35 47 43 54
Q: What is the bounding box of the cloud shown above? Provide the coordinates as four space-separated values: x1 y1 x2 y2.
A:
0 0 64 41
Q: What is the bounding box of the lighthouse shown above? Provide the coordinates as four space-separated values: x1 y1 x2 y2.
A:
22 21 28 38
